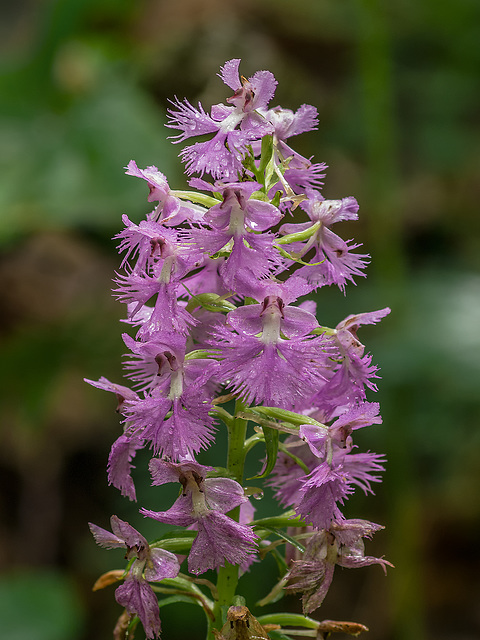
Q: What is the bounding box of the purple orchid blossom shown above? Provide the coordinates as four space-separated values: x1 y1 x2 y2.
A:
140 459 258 574
211 291 334 409
89 516 180 638
125 160 206 225
167 59 277 179
260 104 328 197
285 519 392 614
280 189 369 291
189 179 284 290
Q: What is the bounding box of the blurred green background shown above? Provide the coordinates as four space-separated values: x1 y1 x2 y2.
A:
1 0 479 639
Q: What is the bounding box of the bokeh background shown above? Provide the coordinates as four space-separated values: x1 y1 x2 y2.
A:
1 1 479 639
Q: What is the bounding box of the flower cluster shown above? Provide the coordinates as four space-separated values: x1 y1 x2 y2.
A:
87 59 391 639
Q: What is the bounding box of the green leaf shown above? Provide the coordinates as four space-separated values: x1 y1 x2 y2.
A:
171 190 220 208
158 594 203 608
256 613 319 629
184 290 236 314
259 527 306 553
251 512 306 529
276 221 321 245
249 426 278 479
150 530 197 553
252 406 325 428
266 630 292 640
277 442 310 475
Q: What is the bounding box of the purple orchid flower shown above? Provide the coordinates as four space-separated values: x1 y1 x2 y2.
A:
84 377 143 500
309 307 391 415
89 516 180 638
295 447 386 529
140 458 258 574
189 179 284 290
280 189 369 291
211 277 335 408
259 104 328 197
125 160 207 225
285 519 392 614
167 59 277 179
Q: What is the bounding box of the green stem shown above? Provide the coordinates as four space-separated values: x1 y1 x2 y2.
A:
207 399 249 639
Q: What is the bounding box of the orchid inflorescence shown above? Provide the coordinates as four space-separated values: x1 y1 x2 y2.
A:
87 59 392 640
